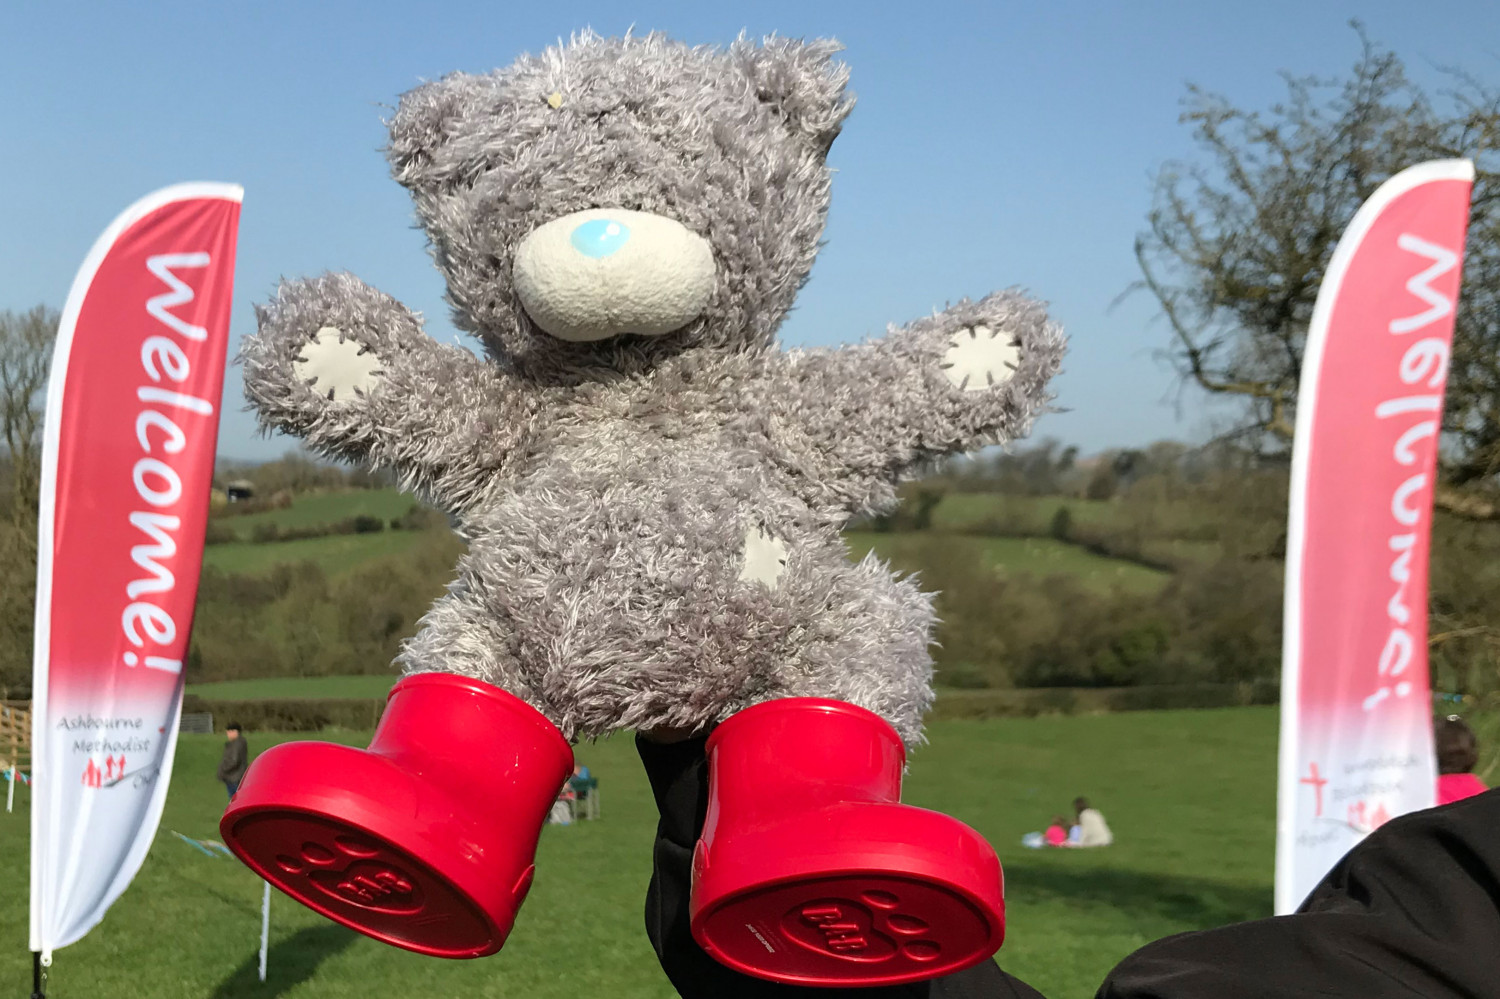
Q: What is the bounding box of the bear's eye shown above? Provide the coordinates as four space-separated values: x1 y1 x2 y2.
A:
545 92 564 110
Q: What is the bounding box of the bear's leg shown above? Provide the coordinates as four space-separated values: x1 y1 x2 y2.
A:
394 583 551 710
773 551 940 746
688 698 1006 988
221 597 568 958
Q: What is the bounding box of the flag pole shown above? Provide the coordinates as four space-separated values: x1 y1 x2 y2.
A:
31 950 46 999
258 881 270 982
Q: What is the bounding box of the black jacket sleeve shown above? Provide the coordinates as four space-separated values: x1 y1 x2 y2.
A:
635 733 1046 999
1097 787 1500 999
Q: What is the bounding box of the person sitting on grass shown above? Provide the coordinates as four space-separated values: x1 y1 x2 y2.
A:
549 783 575 825
1436 715 1488 805
1074 796 1113 847
1044 815 1070 847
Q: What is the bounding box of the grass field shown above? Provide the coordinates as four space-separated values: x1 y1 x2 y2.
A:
0 708 1277 998
186 676 397 700
845 531 1171 595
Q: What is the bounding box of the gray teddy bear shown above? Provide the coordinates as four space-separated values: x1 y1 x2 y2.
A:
224 32 1063 985
241 32 1062 744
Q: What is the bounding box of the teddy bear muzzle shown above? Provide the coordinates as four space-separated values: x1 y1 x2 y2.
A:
512 208 716 342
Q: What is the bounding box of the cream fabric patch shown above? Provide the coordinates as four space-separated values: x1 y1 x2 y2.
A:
941 325 1021 392
738 525 789 589
294 327 384 402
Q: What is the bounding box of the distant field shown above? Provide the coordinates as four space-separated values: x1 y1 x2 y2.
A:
214 489 418 540
202 528 430 576
930 493 1118 532
931 493 1221 548
1140 538 1224 565
845 531 1171 594
186 675 397 700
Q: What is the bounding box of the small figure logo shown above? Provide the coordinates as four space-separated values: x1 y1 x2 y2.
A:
81 755 151 790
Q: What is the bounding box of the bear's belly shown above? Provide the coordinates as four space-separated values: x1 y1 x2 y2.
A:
432 443 934 738
470 449 834 607
458 443 877 668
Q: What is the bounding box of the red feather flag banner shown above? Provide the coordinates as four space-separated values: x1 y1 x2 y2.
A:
29 184 243 965
1275 161 1474 914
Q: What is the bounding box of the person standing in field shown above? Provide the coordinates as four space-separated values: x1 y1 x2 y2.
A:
1436 715 1488 805
218 723 248 801
1074 796 1113 847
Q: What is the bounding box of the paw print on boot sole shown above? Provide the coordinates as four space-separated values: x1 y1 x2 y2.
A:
294 327 384 403
940 325 1020 393
781 893 941 964
275 835 424 914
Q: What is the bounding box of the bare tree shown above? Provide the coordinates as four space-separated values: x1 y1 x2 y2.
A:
1134 25 1500 516
0 306 57 532
0 306 56 696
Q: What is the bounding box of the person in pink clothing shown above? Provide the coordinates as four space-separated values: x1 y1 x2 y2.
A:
1044 815 1070 847
1436 715 1488 805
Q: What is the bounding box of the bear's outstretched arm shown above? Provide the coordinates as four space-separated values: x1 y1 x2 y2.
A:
242 273 533 511
764 290 1063 515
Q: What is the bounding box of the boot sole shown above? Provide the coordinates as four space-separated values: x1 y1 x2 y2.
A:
694 868 999 986
224 805 516 958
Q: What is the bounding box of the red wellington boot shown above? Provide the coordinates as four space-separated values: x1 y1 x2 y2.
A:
690 698 1005 987
220 673 572 958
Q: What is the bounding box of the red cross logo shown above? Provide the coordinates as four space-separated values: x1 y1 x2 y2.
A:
1300 762 1328 817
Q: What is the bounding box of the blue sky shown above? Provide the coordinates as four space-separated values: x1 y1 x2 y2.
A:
3 1 1498 461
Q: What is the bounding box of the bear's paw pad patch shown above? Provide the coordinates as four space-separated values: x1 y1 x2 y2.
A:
941 325 1020 393
294 327 385 403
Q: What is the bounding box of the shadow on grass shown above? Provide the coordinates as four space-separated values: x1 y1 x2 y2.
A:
1004 861 1273 927
179 873 263 920
211 923 358 998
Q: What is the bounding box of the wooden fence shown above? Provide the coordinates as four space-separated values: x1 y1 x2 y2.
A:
1 700 31 776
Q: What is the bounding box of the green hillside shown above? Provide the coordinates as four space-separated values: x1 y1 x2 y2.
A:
182 486 1255 690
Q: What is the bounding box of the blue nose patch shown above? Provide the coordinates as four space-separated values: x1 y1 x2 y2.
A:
570 218 630 258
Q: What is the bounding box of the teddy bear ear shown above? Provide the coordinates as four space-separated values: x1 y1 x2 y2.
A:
733 36 854 155
385 73 489 191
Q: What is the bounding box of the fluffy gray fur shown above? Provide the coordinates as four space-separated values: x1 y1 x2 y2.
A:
241 31 1065 746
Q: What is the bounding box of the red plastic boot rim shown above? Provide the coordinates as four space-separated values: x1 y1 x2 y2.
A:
705 696 907 766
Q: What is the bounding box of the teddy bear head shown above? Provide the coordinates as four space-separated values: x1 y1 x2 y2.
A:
387 31 854 379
